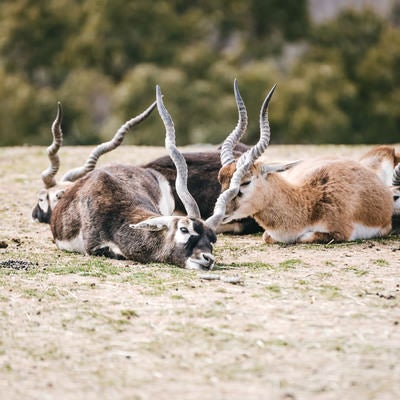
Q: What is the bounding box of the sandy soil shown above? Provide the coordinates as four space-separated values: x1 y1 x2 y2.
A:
0 144 399 400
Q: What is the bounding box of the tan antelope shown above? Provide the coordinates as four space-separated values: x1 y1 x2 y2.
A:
49 86 234 269
217 84 394 244
32 101 157 223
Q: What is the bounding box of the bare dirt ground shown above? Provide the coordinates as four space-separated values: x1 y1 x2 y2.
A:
0 144 399 400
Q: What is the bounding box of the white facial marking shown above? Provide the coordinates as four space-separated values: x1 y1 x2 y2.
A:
174 219 198 245
185 253 215 270
223 177 257 223
37 190 49 213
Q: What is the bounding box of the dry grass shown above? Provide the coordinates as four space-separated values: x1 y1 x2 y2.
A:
0 144 399 400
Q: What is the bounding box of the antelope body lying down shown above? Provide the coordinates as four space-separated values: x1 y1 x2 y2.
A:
51 163 217 269
49 86 231 269
218 84 394 243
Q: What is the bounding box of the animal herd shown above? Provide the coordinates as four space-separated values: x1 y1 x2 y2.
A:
32 80 400 270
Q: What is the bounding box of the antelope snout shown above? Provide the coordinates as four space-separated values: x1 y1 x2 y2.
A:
201 253 215 270
185 252 215 270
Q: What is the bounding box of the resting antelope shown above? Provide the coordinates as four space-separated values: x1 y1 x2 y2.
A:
32 101 157 223
34 80 261 234
49 86 233 269
217 84 394 244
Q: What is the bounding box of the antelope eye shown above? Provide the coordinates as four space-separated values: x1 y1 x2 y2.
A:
180 227 189 234
241 181 251 187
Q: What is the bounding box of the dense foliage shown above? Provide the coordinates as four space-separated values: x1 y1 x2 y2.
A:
0 1 399 146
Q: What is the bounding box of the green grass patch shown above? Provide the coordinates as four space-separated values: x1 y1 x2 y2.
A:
374 259 389 267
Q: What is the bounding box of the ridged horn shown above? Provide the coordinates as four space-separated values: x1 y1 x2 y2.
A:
61 100 157 182
237 83 276 169
156 85 201 219
206 163 248 230
220 79 248 166
393 163 400 186
207 84 277 231
41 102 63 188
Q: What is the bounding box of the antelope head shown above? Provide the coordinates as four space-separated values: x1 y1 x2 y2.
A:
129 84 246 269
217 83 299 223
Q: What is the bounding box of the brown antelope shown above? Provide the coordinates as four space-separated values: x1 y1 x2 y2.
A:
217 84 394 244
32 101 157 223
49 86 234 269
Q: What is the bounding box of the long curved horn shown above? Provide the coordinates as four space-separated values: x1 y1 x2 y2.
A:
237 84 276 169
156 85 201 219
61 100 157 182
41 102 63 188
220 79 248 166
393 163 400 186
206 163 249 230
207 84 277 231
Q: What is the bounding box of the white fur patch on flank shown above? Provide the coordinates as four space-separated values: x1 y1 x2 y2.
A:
157 175 175 216
349 224 384 241
55 231 85 254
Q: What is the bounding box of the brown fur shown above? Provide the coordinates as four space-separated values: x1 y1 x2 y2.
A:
50 164 217 268
219 158 393 243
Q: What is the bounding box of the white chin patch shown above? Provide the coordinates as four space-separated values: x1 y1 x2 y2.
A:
185 257 214 271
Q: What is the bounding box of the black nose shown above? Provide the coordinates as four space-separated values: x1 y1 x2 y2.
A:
203 254 211 262
201 253 215 270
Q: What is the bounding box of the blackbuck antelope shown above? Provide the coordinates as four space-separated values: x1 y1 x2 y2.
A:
32 101 157 223
49 86 233 269
217 84 394 244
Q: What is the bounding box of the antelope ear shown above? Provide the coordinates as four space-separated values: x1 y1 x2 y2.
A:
55 189 65 200
260 160 302 176
129 217 171 231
